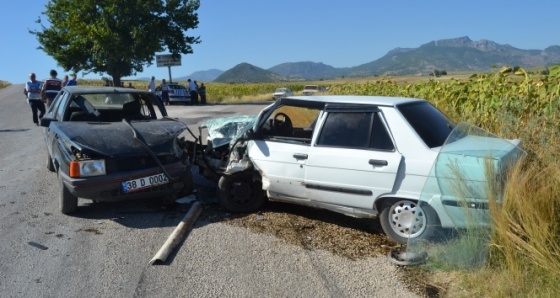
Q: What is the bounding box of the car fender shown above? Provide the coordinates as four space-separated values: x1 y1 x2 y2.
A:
373 194 421 215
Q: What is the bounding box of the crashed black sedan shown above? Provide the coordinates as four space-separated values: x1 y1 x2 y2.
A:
40 86 193 214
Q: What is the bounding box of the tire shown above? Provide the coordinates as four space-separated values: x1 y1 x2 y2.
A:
46 154 55 172
379 199 439 244
59 172 78 214
218 173 264 213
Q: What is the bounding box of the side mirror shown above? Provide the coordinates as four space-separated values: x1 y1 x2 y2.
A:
40 117 56 127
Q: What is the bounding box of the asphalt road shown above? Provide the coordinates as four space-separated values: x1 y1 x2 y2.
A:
0 84 417 298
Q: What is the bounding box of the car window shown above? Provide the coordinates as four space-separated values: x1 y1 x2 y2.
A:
397 101 455 148
370 113 395 151
53 91 69 120
317 112 370 148
260 105 320 144
64 92 160 122
316 112 395 150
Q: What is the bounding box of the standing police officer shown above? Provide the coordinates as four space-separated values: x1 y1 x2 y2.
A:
41 69 62 108
25 72 46 126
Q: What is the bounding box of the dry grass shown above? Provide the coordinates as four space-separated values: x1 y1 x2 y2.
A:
413 156 560 297
215 93 273 104
480 159 560 296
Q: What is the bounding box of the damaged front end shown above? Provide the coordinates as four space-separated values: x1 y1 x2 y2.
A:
191 115 258 180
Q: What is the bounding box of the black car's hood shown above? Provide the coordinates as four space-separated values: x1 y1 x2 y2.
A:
50 119 188 157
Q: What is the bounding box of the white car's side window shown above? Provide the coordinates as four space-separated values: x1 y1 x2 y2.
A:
317 112 394 150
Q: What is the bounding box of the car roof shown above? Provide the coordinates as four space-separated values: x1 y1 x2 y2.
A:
283 95 425 107
63 86 151 94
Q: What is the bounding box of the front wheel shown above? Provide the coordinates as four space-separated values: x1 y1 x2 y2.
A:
379 199 439 244
218 173 264 213
46 153 55 172
178 170 194 197
59 173 78 214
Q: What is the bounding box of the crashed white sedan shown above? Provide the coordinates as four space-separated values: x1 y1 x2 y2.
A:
190 96 522 243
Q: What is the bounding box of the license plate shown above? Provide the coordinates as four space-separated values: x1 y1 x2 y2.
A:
121 173 169 193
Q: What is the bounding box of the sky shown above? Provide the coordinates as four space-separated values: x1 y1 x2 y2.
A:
1 0 559 84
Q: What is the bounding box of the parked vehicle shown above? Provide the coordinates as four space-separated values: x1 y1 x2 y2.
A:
40 86 193 214
155 83 190 105
302 85 322 95
272 87 293 100
187 96 522 243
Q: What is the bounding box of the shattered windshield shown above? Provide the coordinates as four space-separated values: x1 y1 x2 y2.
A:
397 122 524 268
202 115 258 148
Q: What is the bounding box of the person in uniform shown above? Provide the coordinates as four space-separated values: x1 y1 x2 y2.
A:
25 72 46 126
41 69 63 108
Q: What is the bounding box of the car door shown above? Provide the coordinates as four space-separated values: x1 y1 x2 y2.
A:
304 106 402 210
43 91 71 169
248 140 310 200
248 105 321 201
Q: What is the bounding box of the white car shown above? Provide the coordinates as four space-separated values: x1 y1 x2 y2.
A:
301 85 325 95
272 87 293 100
190 96 522 243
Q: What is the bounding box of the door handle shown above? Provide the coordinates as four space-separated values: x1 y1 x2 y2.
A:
369 159 388 166
293 153 308 160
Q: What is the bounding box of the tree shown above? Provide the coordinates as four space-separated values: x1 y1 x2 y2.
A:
31 0 200 87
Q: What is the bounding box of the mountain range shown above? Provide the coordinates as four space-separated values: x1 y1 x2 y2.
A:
177 36 560 83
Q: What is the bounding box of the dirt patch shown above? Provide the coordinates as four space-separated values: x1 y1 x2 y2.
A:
201 201 395 260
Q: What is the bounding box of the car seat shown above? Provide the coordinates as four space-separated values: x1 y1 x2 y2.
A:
122 100 143 120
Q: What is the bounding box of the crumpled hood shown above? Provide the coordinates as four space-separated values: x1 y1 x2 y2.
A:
50 120 188 157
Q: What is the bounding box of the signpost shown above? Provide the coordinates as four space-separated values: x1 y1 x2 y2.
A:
156 54 182 82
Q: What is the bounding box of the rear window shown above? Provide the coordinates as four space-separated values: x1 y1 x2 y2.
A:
397 101 455 148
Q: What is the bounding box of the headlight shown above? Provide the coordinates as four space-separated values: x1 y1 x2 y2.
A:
69 160 106 177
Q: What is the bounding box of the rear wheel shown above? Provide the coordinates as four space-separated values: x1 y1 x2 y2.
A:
379 199 439 244
59 173 78 214
218 173 264 213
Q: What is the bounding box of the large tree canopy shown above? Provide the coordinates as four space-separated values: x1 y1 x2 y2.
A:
31 0 200 86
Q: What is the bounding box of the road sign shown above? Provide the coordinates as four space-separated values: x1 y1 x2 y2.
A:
156 54 182 67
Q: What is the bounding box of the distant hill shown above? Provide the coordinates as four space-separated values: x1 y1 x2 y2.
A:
176 69 223 82
171 36 560 83
346 36 560 76
268 62 343 80
213 63 283 83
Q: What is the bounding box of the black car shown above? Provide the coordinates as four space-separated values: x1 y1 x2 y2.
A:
40 86 193 214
